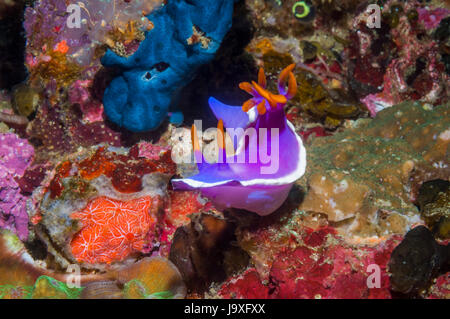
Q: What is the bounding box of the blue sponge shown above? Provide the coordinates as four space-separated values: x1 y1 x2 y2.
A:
101 0 236 132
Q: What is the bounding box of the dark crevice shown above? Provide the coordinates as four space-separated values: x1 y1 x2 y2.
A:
0 0 29 89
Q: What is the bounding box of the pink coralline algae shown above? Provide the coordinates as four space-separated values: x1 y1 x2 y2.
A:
417 7 450 30
219 224 402 299
0 133 35 240
68 80 104 123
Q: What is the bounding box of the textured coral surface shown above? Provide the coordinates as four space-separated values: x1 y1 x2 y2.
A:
70 196 157 264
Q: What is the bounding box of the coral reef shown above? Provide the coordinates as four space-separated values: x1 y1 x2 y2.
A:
245 0 449 128
298 101 449 239
101 0 236 132
32 145 176 268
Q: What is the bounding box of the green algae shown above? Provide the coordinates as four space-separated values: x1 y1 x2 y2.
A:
123 279 175 299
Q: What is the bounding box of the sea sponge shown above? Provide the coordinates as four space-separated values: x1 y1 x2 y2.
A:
101 0 236 132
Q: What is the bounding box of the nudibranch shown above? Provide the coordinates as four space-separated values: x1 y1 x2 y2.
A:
172 65 306 215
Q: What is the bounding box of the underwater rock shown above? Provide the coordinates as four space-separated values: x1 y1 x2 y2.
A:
11 83 40 117
417 7 449 30
298 101 449 239
27 102 126 157
388 225 449 296
169 211 236 292
68 80 104 123
101 0 236 132
217 268 269 299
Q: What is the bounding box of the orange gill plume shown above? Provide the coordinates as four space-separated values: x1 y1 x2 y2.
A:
278 63 297 99
239 65 296 114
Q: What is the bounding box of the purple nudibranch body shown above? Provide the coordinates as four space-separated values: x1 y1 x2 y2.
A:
172 65 306 215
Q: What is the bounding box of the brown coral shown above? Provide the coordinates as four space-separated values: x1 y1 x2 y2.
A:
297 101 449 240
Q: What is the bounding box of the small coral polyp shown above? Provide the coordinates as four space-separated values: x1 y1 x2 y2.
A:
172 65 307 215
70 196 156 264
